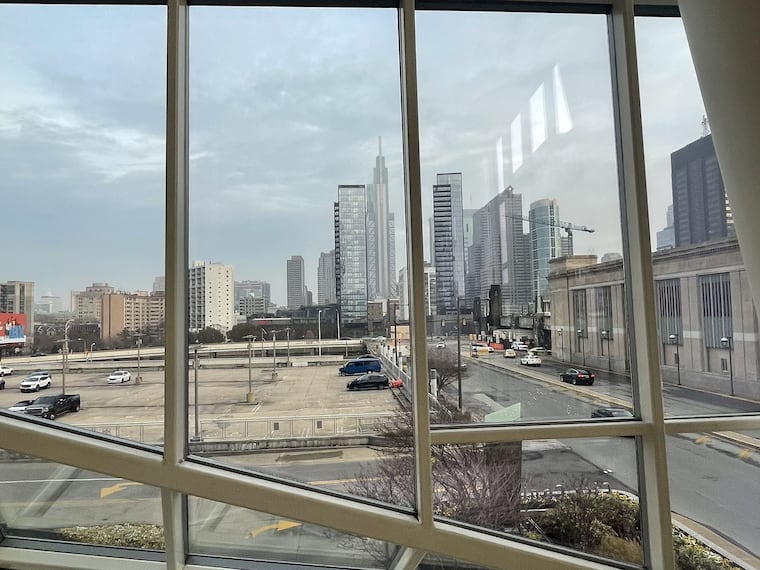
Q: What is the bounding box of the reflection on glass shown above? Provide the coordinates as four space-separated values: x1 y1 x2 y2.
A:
667 432 760 566
188 496 399 566
432 438 641 565
637 17 760 415
0 4 166 446
188 5 411 507
415 11 625 425
0 450 163 550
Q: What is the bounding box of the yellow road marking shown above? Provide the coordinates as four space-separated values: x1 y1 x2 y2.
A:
738 449 752 459
250 520 302 538
696 435 710 445
100 482 145 498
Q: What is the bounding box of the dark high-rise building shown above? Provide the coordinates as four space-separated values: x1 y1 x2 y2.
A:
334 185 368 328
671 134 733 247
433 173 465 315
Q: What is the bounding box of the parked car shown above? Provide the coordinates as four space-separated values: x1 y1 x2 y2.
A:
591 407 634 419
520 354 542 366
8 400 33 412
346 373 390 391
339 358 381 376
435 342 446 349
0 365 15 376
107 370 132 384
20 372 52 392
560 368 595 386
24 394 80 420
30 351 48 357
503 348 516 358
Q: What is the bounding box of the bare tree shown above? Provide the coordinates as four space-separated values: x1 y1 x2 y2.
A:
427 347 468 393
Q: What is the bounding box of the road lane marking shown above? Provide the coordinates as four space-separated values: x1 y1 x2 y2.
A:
696 435 710 444
250 520 302 538
100 482 145 498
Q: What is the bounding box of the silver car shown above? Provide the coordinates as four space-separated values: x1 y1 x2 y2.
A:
20 372 52 392
107 370 132 384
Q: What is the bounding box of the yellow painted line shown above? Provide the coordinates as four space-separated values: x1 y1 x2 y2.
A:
696 435 710 445
250 520 302 538
100 482 145 498
739 449 753 459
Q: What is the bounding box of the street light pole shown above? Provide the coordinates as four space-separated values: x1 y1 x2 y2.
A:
135 334 143 383
557 328 563 362
242 334 255 402
601 330 611 371
457 297 462 410
721 336 734 395
577 329 585 367
190 344 202 441
90 342 95 363
62 319 72 395
336 310 341 340
669 333 681 386
392 307 399 365
286 328 291 366
271 331 278 381
318 310 323 357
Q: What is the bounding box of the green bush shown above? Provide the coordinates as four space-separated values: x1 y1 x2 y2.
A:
673 529 742 570
57 524 165 550
593 535 643 564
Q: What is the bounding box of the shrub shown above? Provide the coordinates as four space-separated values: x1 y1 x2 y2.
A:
57 524 165 550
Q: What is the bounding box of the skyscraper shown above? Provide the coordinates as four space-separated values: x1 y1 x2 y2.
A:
529 199 563 302
433 172 465 315
468 186 532 320
334 185 368 327
188 261 234 332
671 134 733 247
656 204 676 251
286 256 307 309
317 250 337 305
365 137 396 300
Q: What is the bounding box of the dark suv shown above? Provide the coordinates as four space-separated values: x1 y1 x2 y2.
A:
24 394 81 420
346 374 390 391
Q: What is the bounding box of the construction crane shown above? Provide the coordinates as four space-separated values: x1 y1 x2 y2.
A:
505 211 594 255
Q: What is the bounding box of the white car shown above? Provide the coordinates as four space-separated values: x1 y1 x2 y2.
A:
20 372 52 392
435 342 446 349
0 365 15 376
520 354 542 366
511 341 529 351
107 370 132 384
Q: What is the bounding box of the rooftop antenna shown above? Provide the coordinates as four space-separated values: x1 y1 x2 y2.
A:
701 115 711 137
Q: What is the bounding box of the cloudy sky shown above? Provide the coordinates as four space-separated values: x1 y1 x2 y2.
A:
0 6 705 307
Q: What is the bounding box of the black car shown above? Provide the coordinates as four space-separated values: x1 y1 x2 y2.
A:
560 368 595 386
346 373 390 391
0 376 4 390
591 407 634 419
24 394 81 420
31 351 48 357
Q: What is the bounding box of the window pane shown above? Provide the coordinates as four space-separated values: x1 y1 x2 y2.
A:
636 16 760 415
415 10 629 426
431 438 642 565
0 449 163 553
188 495 400 566
667 431 760 565
0 5 166 445
188 6 411 508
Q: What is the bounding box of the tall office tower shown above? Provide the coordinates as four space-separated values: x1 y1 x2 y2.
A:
399 263 437 320
671 134 733 247
468 186 532 320
188 261 234 332
317 250 337 305
365 137 395 300
72 282 116 323
334 185 368 327
560 235 572 257
286 256 307 309
101 291 166 339
433 172 466 315
38 294 63 314
234 280 271 314
0 280 35 346
388 212 397 296
529 199 563 303
656 205 676 251
428 216 435 266
153 276 166 294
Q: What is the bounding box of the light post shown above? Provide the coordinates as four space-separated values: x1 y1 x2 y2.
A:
90 342 95 362
271 331 278 381
242 334 256 402
318 310 323 357
577 329 585 367
456 297 462 410
392 307 399 365
669 333 681 386
557 328 563 362
190 344 202 441
601 330 611 371
285 328 291 366
720 336 734 395
336 310 341 340
62 319 73 395
134 334 143 384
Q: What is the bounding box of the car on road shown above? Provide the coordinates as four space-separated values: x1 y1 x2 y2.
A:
346 373 390 391
24 393 81 420
560 368 595 386
511 341 529 351
591 407 634 419
435 342 446 349
30 351 47 357
520 354 542 366
471 344 493 355
8 400 33 412
529 347 550 356
107 370 132 384
0 365 15 376
503 348 516 358
20 372 52 392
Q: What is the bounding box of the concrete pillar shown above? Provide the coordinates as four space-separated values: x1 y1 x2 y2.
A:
680 1 760 307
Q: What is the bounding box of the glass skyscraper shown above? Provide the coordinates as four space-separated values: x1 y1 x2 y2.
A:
334 185 368 326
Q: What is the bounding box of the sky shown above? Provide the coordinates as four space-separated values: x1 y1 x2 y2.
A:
0 7 706 308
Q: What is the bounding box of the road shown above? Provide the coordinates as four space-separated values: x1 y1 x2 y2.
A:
451 352 760 559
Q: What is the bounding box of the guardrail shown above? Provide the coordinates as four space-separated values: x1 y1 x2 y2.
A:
75 412 398 444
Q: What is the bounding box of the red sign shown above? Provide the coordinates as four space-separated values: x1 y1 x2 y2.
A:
0 313 27 345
